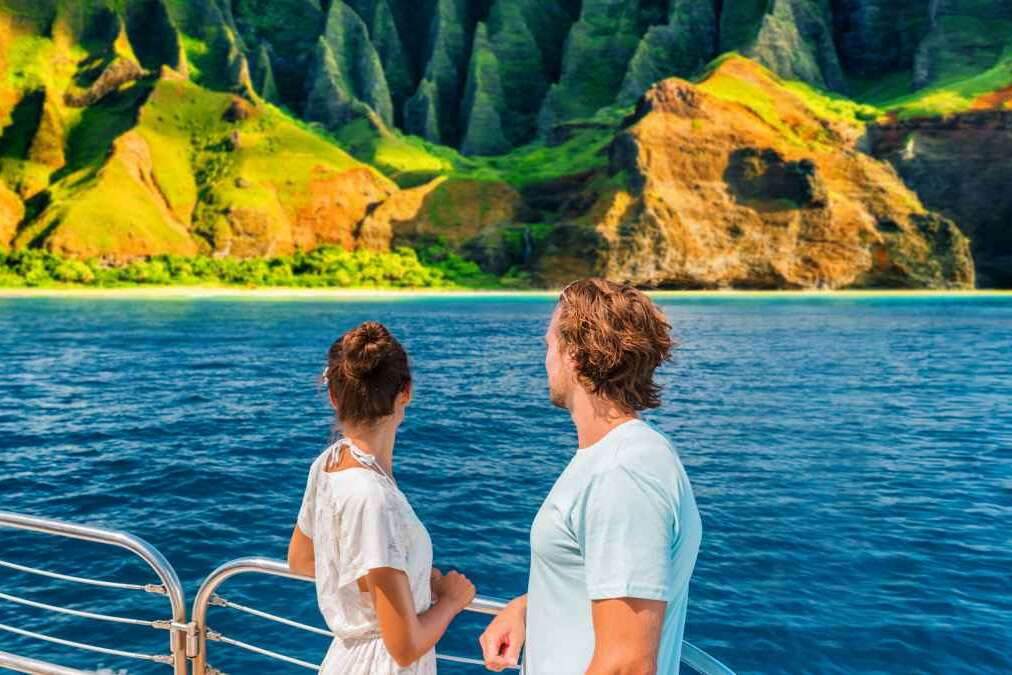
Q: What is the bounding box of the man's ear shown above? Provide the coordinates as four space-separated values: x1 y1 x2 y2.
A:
562 346 579 380
400 382 413 407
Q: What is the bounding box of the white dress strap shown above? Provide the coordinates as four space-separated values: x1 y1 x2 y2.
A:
331 438 397 490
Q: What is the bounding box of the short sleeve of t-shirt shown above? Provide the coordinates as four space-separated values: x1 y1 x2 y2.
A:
296 457 319 538
573 463 676 601
336 480 410 587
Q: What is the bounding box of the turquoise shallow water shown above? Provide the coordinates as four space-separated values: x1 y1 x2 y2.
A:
0 295 1010 674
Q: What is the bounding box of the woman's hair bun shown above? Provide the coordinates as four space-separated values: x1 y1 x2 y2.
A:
341 321 393 379
324 321 411 425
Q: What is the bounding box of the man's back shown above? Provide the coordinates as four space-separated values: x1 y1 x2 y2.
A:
523 418 702 674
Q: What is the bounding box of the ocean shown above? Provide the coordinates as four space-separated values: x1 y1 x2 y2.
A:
1 294 1010 674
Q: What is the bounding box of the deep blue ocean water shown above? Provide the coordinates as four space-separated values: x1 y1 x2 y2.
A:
1 295 1010 675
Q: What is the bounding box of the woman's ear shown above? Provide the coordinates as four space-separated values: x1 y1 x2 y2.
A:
400 382 413 407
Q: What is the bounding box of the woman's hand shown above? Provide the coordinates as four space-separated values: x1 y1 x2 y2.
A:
432 570 476 613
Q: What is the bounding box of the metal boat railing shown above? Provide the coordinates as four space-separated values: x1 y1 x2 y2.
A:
0 511 735 674
0 649 90 675
0 510 189 674
190 556 519 674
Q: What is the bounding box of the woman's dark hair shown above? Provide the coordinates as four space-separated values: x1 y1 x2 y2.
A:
322 321 411 425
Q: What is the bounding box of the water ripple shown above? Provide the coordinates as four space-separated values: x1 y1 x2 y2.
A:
0 296 1010 674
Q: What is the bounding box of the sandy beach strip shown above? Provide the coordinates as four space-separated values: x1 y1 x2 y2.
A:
0 286 1010 300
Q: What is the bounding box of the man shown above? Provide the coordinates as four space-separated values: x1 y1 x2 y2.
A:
480 278 702 675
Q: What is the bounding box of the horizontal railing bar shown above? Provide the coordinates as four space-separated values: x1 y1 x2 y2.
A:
0 558 164 594
207 628 319 670
0 511 188 674
211 594 333 637
0 649 91 675
463 595 510 616
209 591 520 670
682 641 735 675
191 557 524 674
436 652 521 669
0 621 173 665
209 591 506 637
206 626 517 671
193 556 733 675
0 590 164 628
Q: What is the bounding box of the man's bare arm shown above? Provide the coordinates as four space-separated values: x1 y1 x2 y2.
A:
585 597 666 675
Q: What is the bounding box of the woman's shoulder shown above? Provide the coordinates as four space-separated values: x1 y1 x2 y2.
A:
323 464 395 505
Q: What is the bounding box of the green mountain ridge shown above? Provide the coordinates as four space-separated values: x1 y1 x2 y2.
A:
1 0 1010 288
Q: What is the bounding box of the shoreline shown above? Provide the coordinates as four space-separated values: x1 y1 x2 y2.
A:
0 286 1010 300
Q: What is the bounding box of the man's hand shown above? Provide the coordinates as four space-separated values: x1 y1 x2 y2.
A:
479 594 526 671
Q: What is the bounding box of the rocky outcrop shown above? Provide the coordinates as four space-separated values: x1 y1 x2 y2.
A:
537 0 647 133
721 0 845 91
307 2 393 129
344 0 415 122
249 43 280 104
402 79 441 143
291 166 395 251
618 0 718 104
533 60 974 289
26 90 65 170
0 182 22 249
15 129 199 260
459 23 509 156
486 0 549 146
229 0 323 103
65 56 146 107
356 176 522 255
304 35 391 132
403 0 470 144
868 110 1012 287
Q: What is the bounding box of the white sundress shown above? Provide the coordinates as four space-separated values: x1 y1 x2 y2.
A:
297 438 437 675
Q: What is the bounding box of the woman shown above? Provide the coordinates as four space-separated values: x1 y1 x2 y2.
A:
288 321 475 673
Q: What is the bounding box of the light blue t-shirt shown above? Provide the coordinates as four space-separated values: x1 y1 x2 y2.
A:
524 418 701 674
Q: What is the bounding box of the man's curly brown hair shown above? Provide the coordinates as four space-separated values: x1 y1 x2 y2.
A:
555 278 674 411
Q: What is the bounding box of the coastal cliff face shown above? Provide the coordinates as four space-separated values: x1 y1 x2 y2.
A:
0 0 1009 287
533 60 975 289
3 0 1008 153
868 111 1012 288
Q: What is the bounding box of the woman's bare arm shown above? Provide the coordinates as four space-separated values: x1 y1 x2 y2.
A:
367 567 474 667
287 525 315 578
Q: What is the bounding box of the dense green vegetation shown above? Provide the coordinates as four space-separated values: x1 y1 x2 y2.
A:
0 245 512 289
857 49 1012 119
332 104 628 190
1 1 1010 290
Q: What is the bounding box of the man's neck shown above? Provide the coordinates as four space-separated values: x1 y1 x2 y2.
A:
570 387 637 449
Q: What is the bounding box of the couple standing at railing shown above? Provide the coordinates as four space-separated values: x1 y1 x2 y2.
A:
286 278 702 675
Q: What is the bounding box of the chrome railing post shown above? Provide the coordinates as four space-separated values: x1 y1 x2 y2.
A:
0 511 189 675
191 557 311 675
